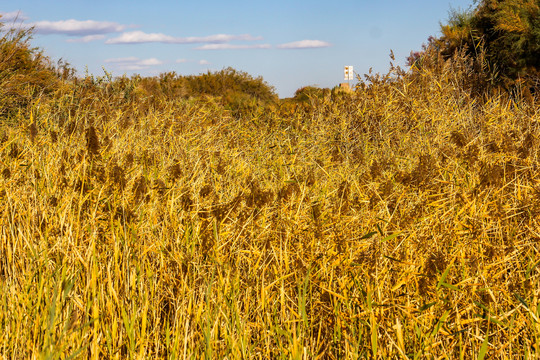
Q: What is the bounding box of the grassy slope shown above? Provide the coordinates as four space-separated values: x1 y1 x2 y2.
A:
0 63 539 358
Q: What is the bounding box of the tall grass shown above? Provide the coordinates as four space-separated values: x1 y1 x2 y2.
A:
1 48 539 358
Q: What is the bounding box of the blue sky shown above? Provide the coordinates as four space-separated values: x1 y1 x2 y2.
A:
2 0 474 97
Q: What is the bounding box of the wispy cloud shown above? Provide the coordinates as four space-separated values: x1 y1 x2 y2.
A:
277 40 331 49
106 31 175 44
105 57 163 71
175 58 211 65
196 43 271 50
66 34 106 43
31 19 126 36
106 30 262 44
0 11 28 22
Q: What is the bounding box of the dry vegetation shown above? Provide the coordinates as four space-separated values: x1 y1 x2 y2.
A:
1 19 540 360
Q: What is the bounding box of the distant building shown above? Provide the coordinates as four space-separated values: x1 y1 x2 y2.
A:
339 83 354 92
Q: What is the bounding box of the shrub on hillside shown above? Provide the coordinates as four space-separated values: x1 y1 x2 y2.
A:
0 20 65 118
108 68 278 118
293 86 330 103
183 67 277 103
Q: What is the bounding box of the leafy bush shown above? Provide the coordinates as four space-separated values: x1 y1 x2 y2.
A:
183 67 278 117
409 0 539 96
94 67 278 118
0 21 65 118
184 67 275 101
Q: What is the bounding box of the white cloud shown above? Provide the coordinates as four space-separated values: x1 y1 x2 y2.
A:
66 34 106 43
277 40 331 49
139 58 163 66
106 31 262 44
196 43 271 50
176 58 190 63
106 31 175 44
199 60 210 65
191 34 262 43
0 11 28 22
31 19 126 36
105 57 164 71
105 57 139 63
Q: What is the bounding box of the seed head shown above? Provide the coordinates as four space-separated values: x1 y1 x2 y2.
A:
85 126 100 155
28 122 38 142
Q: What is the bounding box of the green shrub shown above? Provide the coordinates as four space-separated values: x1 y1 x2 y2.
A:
409 0 539 96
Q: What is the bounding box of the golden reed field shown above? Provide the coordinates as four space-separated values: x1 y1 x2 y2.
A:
1 26 540 360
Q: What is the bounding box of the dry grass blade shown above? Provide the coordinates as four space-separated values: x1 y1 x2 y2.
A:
0 31 539 358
